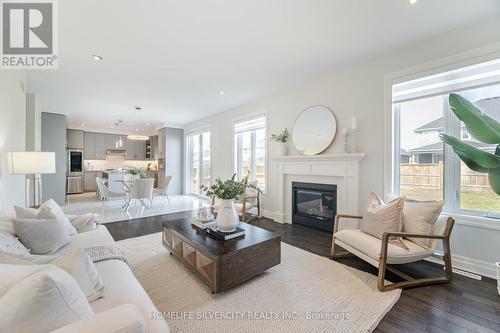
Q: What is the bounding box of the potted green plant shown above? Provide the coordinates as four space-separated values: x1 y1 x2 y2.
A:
271 128 289 156
127 167 146 178
200 174 249 232
440 93 499 294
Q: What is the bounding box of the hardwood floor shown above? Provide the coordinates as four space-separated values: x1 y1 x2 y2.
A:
106 212 500 333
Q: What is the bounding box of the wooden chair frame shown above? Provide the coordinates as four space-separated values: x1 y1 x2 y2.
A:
331 214 455 292
211 194 261 223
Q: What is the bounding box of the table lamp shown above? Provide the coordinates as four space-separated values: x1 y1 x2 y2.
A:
7 151 56 207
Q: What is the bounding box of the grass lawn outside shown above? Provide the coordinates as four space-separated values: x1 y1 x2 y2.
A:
401 187 500 213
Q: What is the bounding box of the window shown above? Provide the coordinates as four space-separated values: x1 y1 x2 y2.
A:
393 59 500 216
187 130 211 195
234 115 266 191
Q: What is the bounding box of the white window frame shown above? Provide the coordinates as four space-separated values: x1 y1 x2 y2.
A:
185 126 211 197
385 45 500 222
232 111 268 192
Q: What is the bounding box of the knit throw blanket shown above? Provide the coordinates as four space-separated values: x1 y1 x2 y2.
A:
84 246 128 265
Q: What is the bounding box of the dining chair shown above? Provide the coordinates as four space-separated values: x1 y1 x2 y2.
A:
96 177 126 211
153 175 172 204
127 178 155 211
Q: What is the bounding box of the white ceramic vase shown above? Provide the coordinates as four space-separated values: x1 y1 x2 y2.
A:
216 199 239 232
279 143 288 156
496 262 500 295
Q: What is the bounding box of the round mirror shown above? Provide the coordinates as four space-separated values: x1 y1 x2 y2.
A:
292 105 337 155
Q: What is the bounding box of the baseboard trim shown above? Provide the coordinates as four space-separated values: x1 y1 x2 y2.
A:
261 209 287 223
426 254 497 279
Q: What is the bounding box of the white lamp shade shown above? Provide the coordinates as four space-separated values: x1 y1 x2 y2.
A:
8 152 56 175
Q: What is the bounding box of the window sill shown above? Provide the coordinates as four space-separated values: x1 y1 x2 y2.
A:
442 211 500 231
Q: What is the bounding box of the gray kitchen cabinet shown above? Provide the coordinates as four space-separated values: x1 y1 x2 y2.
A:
84 171 102 192
126 139 137 159
137 141 146 159
126 139 146 160
67 129 84 149
95 133 107 159
117 135 127 150
84 132 96 159
106 134 118 149
106 134 126 150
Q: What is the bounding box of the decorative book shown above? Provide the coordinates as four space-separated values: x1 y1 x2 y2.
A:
207 227 245 240
191 219 216 229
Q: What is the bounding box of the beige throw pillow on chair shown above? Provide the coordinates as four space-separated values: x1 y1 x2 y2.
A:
402 200 444 248
360 192 407 249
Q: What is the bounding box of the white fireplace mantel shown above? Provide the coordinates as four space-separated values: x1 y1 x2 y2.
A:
272 153 366 224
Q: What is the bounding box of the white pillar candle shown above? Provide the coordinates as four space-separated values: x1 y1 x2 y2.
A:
351 117 358 130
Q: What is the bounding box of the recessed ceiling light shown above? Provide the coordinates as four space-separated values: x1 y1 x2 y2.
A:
219 90 225 95
135 105 142 111
91 54 103 61
135 128 139 132
409 0 418 4
81 123 85 127
146 122 150 126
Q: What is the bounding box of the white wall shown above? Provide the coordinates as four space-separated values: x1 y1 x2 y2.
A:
26 93 41 151
0 71 27 211
184 17 500 278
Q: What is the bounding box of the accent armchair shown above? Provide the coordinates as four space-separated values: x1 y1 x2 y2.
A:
211 185 261 223
331 214 455 292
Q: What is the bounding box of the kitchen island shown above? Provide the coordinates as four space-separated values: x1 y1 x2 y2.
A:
101 170 133 193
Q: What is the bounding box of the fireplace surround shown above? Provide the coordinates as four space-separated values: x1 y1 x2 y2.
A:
272 153 365 224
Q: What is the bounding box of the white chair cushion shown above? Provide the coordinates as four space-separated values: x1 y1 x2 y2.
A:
0 265 94 333
334 229 435 264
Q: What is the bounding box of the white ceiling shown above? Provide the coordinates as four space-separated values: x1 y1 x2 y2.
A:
27 0 500 133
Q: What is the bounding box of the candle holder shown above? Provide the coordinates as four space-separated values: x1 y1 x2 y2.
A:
350 129 359 153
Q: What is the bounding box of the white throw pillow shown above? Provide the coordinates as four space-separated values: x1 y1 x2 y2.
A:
15 199 77 236
0 250 104 301
40 199 77 236
0 232 30 256
0 265 94 333
13 206 38 219
51 249 104 301
360 192 408 249
14 216 70 255
402 200 444 248
67 213 99 233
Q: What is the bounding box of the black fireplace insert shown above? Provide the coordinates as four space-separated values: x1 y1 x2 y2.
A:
292 182 337 232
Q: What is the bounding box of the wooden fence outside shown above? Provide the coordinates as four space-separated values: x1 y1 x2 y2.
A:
400 163 491 192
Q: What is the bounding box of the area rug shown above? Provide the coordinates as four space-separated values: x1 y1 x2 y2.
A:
117 233 401 333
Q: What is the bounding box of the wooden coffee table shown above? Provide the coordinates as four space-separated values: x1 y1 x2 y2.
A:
162 216 281 293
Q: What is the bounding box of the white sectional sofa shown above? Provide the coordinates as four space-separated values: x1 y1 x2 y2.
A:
0 212 169 333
